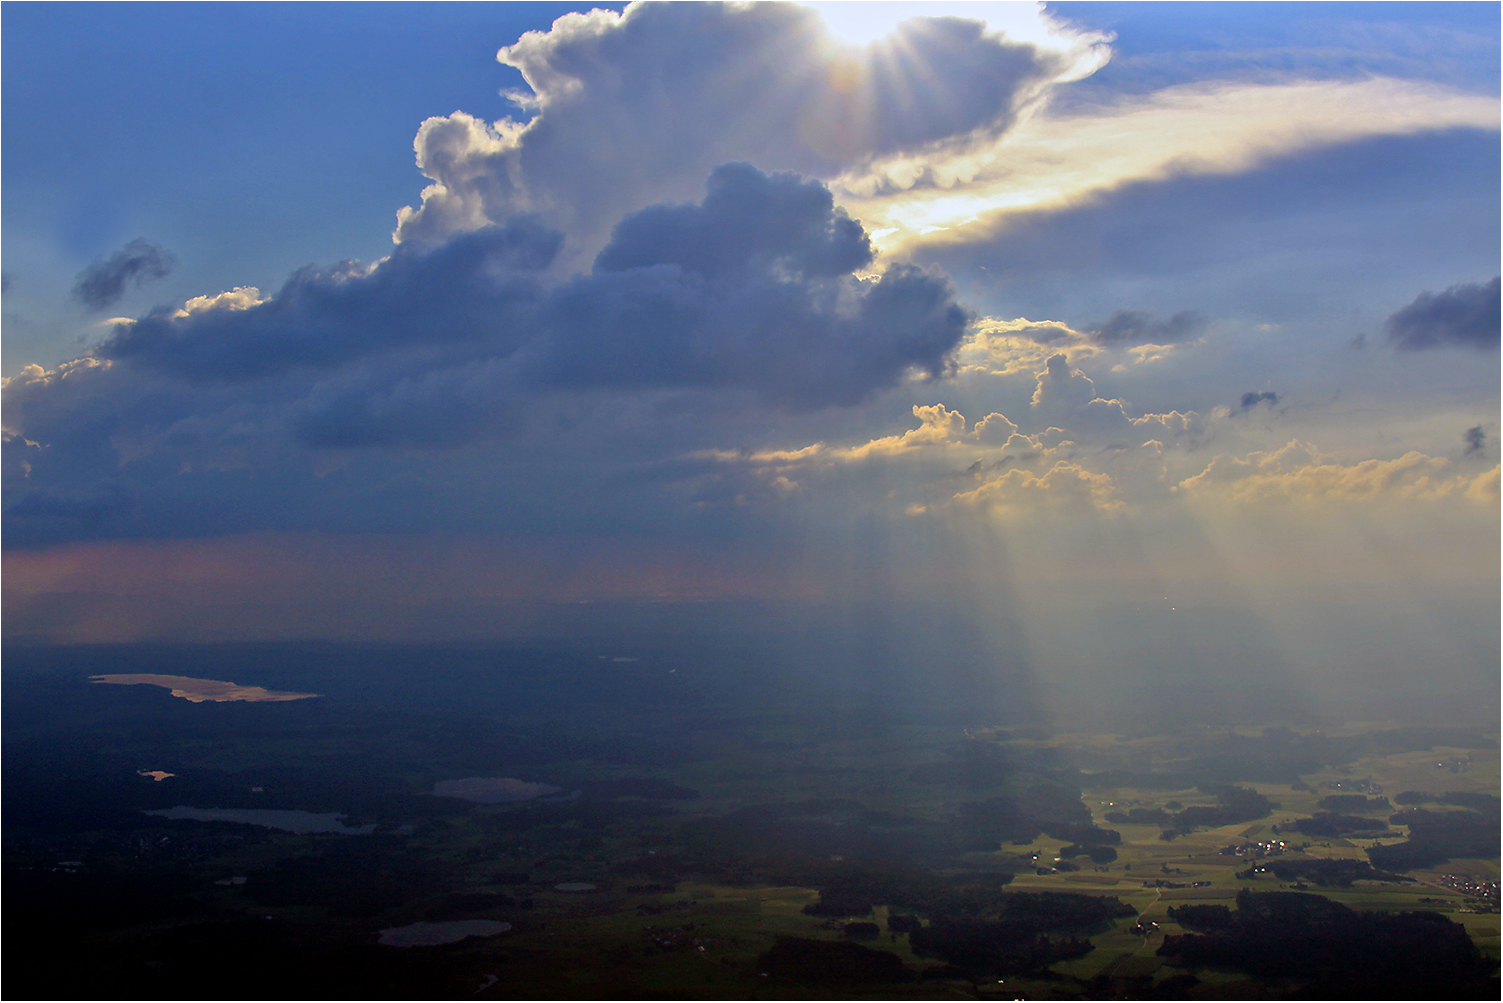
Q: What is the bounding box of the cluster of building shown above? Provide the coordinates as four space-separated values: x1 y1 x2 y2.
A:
641 923 714 953
1218 839 1287 859
1435 873 1500 905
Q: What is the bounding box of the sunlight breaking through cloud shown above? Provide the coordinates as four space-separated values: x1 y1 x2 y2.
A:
837 77 1500 256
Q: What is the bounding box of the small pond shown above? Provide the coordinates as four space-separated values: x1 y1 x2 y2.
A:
378 920 512 947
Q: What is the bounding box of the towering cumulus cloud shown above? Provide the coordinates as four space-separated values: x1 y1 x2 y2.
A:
395 2 1107 262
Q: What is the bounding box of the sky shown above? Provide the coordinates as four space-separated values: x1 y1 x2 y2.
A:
3 2 1499 725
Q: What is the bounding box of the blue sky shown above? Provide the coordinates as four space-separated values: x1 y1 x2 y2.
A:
3 1 1497 723
2 2 620 361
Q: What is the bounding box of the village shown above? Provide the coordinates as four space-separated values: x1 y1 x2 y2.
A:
1219 838 1291 859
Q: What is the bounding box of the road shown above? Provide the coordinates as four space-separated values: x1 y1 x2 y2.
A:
1106 887 1163 979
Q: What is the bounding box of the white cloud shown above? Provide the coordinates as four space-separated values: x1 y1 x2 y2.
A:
1176 440 1500 506
955 459 1122 514
1030 352 1098 411
834 77 1500 255
972 410 1019 444
836 403 968 459
176 286 265 319
956 316 1099 375
0 356 110 392
392 1 1116 268
802 1 1112 76
1132 409 1208 445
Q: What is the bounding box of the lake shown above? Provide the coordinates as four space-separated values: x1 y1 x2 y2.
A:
143 806 376 834
377 920 511 947
92 674 319 703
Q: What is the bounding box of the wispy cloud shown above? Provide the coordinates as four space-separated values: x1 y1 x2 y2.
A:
835 78 1499 255
71 239 175 311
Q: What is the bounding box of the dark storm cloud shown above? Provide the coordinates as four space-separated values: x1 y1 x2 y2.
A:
1464 425 1485 455
5 165 973 543
71 238 175 310
96 165 966 412
538 165 967 407
1383 276 1501 351
1089 309 1206 346
1236 391 1279 413
594 163 872 279
101 218 561 382
534 259 966 408
289 357 521 450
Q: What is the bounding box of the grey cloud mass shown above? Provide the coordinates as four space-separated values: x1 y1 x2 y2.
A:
71 238 176 311
1383 276 1501 351
1090 309 1207 346
290 357 523 450
101 218 561 382
593 163 872 279
536 164 967 406
4 164 972 538
1236 391 1280 412
97 164 966 413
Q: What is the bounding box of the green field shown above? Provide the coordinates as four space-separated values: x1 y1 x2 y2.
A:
5 649 1498 999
